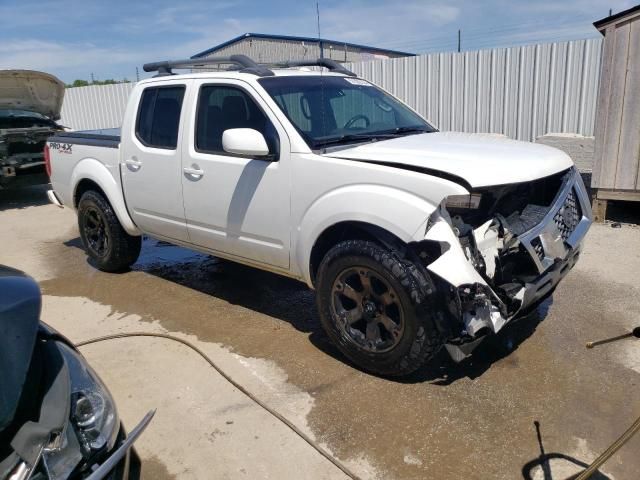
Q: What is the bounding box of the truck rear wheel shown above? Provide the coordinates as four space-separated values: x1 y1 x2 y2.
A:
78 191 141 272
316 240 443 377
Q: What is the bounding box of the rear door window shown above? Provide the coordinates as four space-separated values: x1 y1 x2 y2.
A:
136 86 185 149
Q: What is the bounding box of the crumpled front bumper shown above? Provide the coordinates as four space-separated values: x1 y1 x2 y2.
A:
422 168 592 360
507 168 592 313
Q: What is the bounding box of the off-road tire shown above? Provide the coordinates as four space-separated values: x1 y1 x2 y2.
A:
316 240 443 377
78 190 141 272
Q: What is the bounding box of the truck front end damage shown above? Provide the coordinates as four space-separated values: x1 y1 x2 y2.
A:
417 167 592 361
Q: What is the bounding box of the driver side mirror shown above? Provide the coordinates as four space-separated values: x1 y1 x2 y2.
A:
222 128 270 158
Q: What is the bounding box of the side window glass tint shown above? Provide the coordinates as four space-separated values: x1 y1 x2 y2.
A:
135 86 185 149
195 85 278 156
136 89 155 144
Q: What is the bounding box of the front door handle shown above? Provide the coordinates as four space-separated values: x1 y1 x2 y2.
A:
183 165 204 179
125 157 142 171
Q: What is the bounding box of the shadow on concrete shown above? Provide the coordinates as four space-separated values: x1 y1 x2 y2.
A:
115 237 323 334
0 185 50 211
63 237 84 250
63 235 552 382
521 421 610 480
392 298 551 385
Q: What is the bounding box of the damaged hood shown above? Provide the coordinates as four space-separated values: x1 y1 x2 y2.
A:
0 70 65 120
323 132 574 188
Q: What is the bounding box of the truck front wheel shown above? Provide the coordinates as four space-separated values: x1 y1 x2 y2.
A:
316 240 443 377
77 191 141 272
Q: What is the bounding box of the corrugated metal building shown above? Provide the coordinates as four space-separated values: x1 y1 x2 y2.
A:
191 32 414 64
60 82 135 130
345 38 603 143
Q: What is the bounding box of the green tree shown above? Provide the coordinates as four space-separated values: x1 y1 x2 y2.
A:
67 79 89 88
66 78 132 88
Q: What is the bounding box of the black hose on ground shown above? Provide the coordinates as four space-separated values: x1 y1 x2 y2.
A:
76 332 361 480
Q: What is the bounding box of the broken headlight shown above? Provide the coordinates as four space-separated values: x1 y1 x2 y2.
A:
445 193 482 210
42 343 119 479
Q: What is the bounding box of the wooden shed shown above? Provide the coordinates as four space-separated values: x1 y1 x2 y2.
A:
591 4 640 221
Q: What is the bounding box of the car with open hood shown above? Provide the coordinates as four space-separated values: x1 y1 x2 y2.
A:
0 70 65 189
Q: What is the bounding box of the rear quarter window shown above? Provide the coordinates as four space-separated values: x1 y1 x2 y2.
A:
135 86 185 149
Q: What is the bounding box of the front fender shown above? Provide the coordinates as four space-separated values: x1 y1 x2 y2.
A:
295 184 439 285
71 158 141 236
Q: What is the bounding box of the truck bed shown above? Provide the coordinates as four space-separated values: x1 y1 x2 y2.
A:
49 128 121 148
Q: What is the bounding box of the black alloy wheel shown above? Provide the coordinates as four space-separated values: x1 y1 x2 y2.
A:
331 266 404 353
316 240 443 376
77 190 141 272
82 205 110 258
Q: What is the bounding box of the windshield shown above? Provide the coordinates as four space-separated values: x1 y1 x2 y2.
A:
258 76 436 149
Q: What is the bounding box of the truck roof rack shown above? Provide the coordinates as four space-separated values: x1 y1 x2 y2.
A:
142 55 275 77
142 55 357 78
267 58 356 77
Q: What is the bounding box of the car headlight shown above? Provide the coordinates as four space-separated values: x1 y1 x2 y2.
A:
42 342 119 480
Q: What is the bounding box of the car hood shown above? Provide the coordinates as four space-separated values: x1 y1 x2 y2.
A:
0 70 65 120
323 132 574 188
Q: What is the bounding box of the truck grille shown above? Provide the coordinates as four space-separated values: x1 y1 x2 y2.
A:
517 168 592 275
553 188 581 242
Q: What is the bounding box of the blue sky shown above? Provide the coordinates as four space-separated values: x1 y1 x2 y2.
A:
0 0 634 83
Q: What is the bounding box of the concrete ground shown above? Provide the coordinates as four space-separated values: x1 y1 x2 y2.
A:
1 185 640 480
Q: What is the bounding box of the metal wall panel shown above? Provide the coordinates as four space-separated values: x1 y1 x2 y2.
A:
59 39 602 142
59 82 135 130
346 38 603 141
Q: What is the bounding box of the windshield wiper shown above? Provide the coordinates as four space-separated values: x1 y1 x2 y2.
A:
394 126 431 134
313 133 395 149
313 126 432 149
374 126 431 136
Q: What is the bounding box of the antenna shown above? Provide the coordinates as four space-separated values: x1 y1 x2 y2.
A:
316 2 323 59
316 1 326 145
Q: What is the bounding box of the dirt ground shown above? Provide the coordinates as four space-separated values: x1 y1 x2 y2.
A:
2 185 640 480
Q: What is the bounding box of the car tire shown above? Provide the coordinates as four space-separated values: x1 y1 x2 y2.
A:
316 240 443 377
77 191 141 272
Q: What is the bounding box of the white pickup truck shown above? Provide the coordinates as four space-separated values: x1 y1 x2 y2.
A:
47 55 592 376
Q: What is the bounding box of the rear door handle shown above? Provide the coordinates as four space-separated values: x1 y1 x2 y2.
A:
125 158 142 171
183 165 204 179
